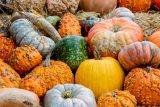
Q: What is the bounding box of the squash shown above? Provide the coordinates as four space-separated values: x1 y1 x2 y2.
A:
88 18 144 58
58 13 81 38
44 84 97 107
0 59 21 88
148 29 160 47
98 90 137 107
7 45 42 75
118 0 151 12
10 18 56 57
75 56 125 99
0 34 15 62
0 88 40 107
118 41 160 71
79 0 117 15
124 67 160 106
109 7 135 21
47 0 80 16
20 59 74 97
52 36 88 72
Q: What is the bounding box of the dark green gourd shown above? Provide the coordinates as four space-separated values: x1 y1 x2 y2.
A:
52 36 88 72
10 18 55 57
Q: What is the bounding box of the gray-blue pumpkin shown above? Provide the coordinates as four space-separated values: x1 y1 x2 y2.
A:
10 18 55 57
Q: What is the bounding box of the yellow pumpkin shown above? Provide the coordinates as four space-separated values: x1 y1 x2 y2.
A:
75 57 125 99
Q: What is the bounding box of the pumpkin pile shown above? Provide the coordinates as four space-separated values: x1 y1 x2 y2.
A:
1 0 160 106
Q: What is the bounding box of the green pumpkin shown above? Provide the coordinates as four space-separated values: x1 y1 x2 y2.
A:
52 36 88 72
46 16 60 27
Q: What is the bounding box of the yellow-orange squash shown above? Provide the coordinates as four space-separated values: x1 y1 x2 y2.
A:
118 0 151 12
58 13 81 38
0 59 21 88
75 57 125 99
20 60 74 97
7 45 42 74
0 33 15 62
124 67 160 106
98 90 137 107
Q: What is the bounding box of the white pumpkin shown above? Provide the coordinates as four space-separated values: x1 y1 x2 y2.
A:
44 84 97 107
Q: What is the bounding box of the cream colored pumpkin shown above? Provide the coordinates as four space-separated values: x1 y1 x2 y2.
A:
75 57 125 99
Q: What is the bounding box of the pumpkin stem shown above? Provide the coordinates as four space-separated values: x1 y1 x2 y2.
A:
112 91 117 98
93 46 102 60
146 66 152 72
62 90 73 99
44 52 51 67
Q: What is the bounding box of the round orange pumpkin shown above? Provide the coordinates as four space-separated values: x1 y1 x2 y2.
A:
7 45 42 74
20 60 74 97
0 33 15 62
88 18 144 58
124 67 160 106
118 41 160 71
98 90 137 107
148 29 160 47
118 0 151 12
79 0 117 14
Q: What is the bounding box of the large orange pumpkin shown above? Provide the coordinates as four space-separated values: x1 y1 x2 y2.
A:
148 29 160 47
118 0 151 12
124 67 160 106
118 41 160 71
79 0 117 14
88 18 144 58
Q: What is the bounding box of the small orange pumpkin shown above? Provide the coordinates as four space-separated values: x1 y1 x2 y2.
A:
7 45 42 74
148 29 160 47
124 67 160 106
98 90 137 107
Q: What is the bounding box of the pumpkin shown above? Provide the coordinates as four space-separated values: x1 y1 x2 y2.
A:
109 7 135 21
82 16 104 33
0 59 21 88
118 41 160 71
124 67 160 106
88 18 144 58
148 29 160 47
0 34 15 62
58 13 81 38
20 60 74 97
46 16 60 27
79 0 117 15
44 84 97 107
75 57 125 99
0 88 40 107
52 36 88 72
7 45 42 75
10 18 55 57
98 90 137 107
47 0 80 16
153 0 160 10
118 0 151 12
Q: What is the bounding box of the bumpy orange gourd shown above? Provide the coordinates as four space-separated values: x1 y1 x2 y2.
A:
20 60 74 97
0 59 21 88
7 46 42 74
58 13 81 38
0 33 15 62
124 67 160 106
118 0 151 12
148 29 160 47
88 18 144 58
98 90 137 107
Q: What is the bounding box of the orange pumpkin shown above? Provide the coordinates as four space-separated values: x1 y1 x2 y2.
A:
118 0 151 12
7 45 42 74
98 90 137 107
79 0 117 14
148 29 160 47
20 60 74 97
0 33 15 62
88 18 144 58
124 67 160 106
